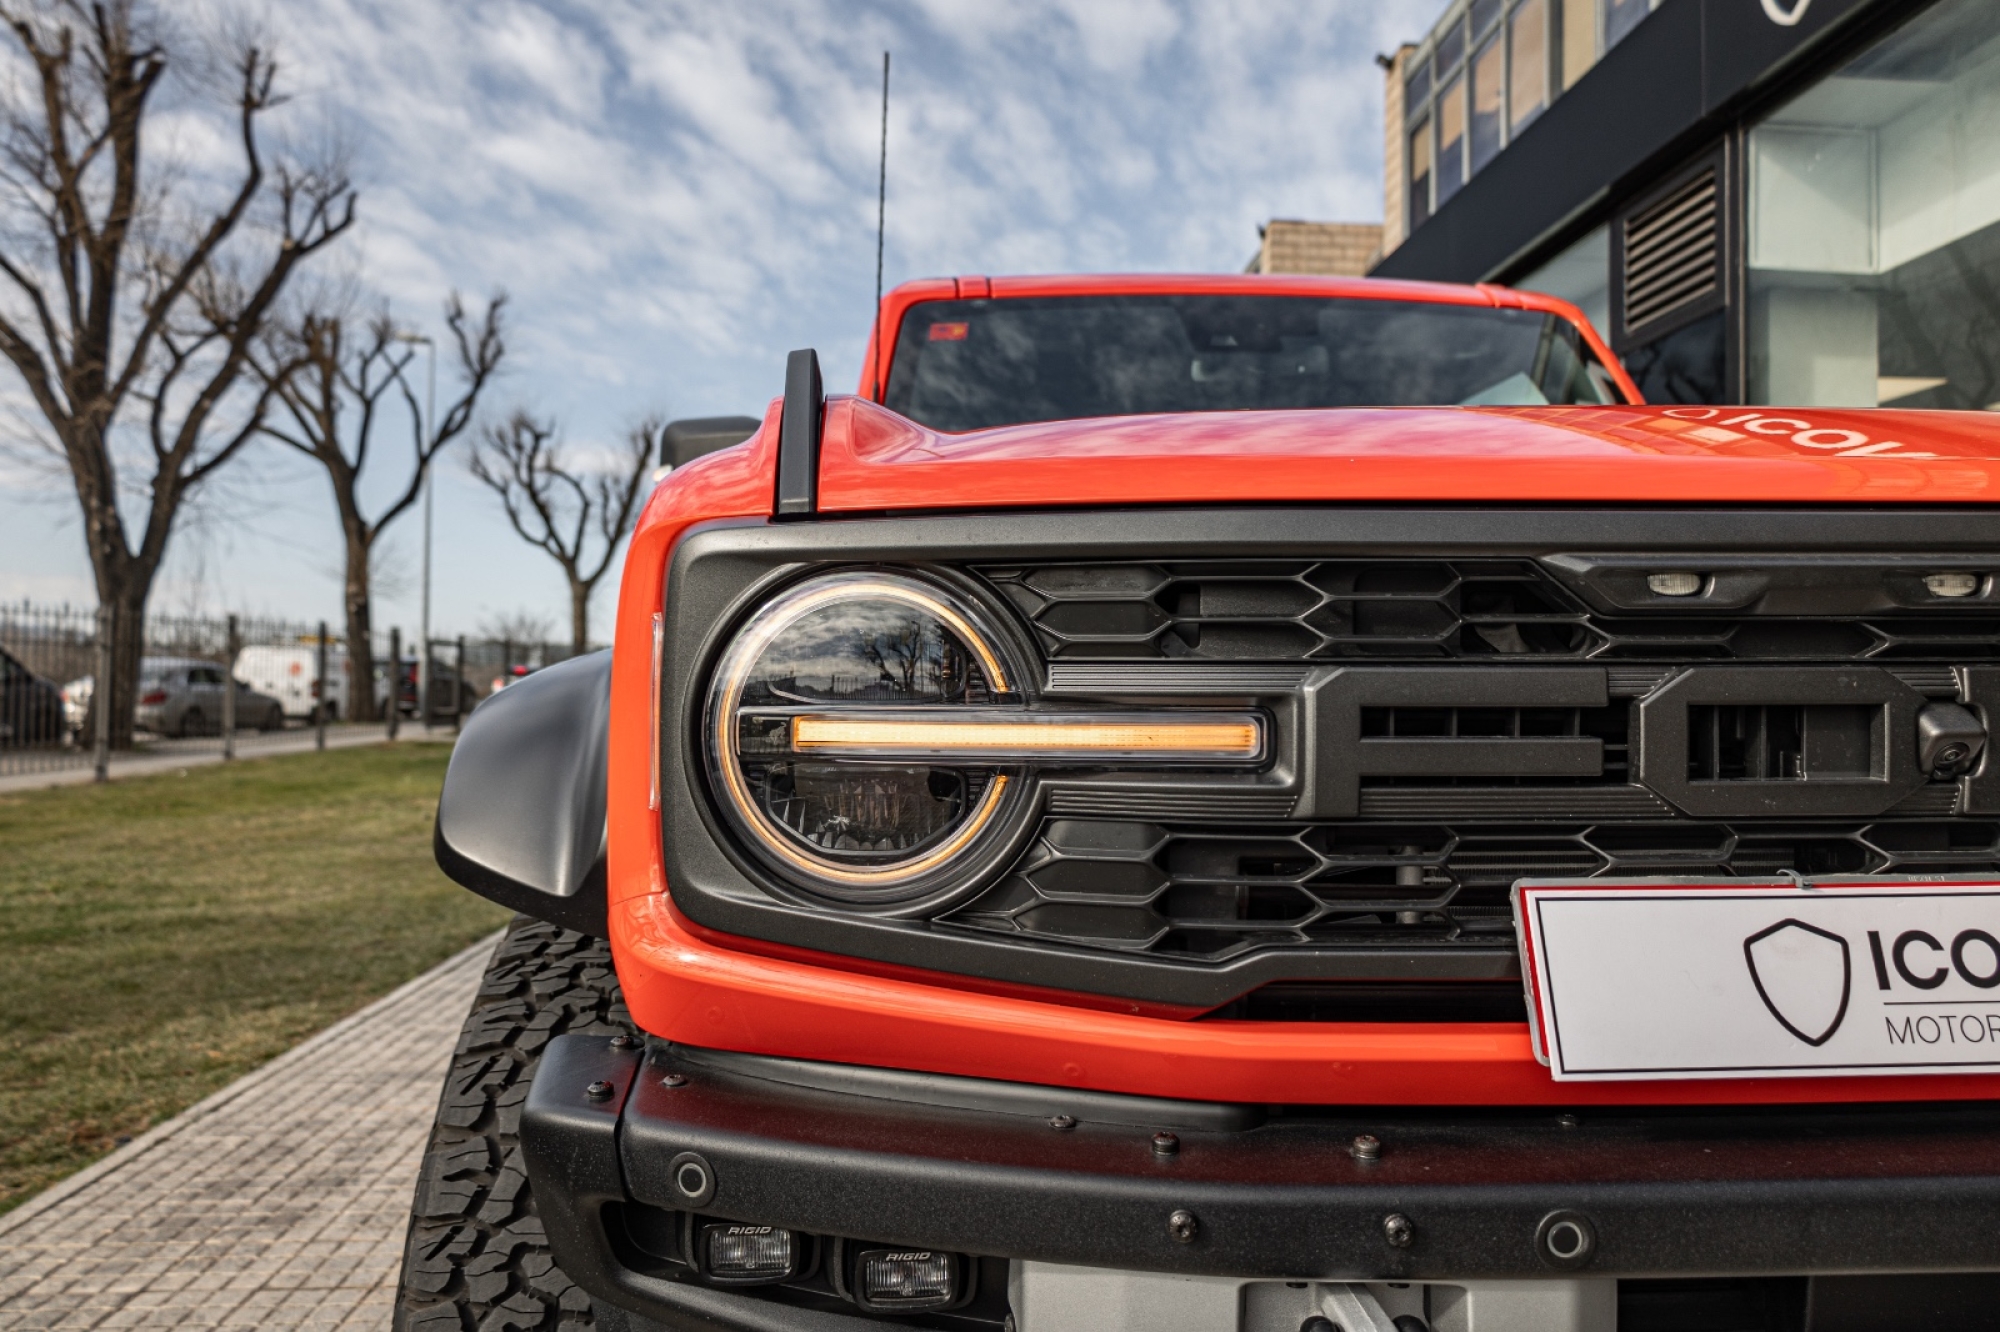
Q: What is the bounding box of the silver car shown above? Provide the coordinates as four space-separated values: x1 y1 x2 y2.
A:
134 658 285 737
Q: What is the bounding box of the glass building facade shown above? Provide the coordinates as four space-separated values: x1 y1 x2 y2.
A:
1401 0 1659 233
1378 0 2000 409
1747 0 2000 409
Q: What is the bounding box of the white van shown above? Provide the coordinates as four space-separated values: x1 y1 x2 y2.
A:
234 642 352 721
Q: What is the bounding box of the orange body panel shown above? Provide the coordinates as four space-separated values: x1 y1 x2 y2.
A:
606 275 2000 1107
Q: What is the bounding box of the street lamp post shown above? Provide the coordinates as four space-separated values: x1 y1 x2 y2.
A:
395 331 437 729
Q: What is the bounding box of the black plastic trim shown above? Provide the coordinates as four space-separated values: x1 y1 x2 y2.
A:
775 350 823 518
673 1044 1261 1132
523 1035 2000 1284
434 650 612 936
434 823 607 938
659 508 2000 1009
1299 667 1608 818
1634 666 1927 818
662 416 762 469
523 1037 914 1331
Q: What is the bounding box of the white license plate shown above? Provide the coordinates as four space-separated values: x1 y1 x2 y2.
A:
1513 875 2000 1081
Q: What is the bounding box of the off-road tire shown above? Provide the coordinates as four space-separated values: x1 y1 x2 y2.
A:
393 915 631 1331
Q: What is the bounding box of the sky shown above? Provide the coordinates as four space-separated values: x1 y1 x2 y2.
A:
0 0 1438 645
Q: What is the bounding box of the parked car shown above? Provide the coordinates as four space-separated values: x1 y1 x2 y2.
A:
402 274 2000 1331
487 663 534 694
234 642 354 722
134 658 284 737
0 645 64 746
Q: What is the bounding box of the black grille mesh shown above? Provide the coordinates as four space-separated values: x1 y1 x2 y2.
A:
976 560 2000 662
945 817 2000 963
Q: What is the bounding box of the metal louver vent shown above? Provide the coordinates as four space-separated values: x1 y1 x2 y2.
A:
1622 169 1719 332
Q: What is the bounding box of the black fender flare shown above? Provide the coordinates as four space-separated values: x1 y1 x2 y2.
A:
434 649 610 936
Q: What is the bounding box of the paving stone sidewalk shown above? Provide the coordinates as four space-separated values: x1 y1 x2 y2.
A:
0 931 503 1330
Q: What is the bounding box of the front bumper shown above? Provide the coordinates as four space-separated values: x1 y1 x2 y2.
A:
521 1034 2000 1329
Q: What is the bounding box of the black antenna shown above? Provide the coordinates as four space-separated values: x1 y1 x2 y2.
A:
872 51 890 400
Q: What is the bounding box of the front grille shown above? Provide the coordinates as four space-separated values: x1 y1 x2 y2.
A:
976 560 2000 663
945 817 2000 965
1362 704 1630 786
982 560 1590 660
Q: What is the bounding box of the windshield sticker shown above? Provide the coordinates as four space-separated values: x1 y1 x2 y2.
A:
928 321 969 342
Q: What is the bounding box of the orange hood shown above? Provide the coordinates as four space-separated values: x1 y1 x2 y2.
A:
804 397 2000 510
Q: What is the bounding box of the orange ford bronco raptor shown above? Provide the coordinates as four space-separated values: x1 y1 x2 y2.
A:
396 274 2000 1332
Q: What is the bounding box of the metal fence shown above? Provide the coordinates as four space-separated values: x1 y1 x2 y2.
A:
0 599 582 781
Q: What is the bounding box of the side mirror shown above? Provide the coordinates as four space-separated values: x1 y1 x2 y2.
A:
659 416 761 469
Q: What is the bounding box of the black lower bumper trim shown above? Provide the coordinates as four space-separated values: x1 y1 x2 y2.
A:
521 1035 2000 1326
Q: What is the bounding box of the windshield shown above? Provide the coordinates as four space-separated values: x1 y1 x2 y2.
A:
882 294 1623 433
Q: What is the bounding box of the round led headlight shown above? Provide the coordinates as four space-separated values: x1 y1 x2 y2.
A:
705 572 1025 902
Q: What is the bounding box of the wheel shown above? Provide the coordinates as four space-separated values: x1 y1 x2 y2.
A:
178 708 205 738
393 916 630 1331
259 705 282 732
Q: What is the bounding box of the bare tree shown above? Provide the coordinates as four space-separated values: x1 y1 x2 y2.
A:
477 608 554 648
257 294 504 720
0 2 355 744
469 411 657 654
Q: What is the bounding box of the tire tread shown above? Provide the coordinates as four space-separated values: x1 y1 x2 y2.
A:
392 915 628 1332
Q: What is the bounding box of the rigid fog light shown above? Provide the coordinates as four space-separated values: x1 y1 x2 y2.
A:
1645 571 1703 597
854 1248 960 1312
698 1223 802 1285
705 571 1262 903
1926 571 1982 598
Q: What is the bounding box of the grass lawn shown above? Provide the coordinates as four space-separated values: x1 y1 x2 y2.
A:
0 743 510 1215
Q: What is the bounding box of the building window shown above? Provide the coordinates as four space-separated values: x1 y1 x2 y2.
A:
1515 223 1610 336
1509 0 1548 133
1470 35 1505 173
1625 311 1726 405
1604 0 1651 50
1437 71 1467 203
1437 16 1466 77
1400 0 1645 233
1747 0 2000 408
1409 117 1434 231
1559 0 1596 90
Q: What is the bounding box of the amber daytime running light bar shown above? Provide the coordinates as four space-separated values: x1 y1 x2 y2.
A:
780 709 1266 764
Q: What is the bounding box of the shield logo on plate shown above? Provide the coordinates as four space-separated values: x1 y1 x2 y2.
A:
1743 919 1852 1047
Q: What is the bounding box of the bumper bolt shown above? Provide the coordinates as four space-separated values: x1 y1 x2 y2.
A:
608 1033 637 1049
1383 1213 1415 1248
1167 1208 1199 1243
660 1072 688 1088
585 1080 614 1101
1049 1114 1076 1131
1351 1133 1382 1162
1557 1113 1580 1129
1152 1132 1180 1156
